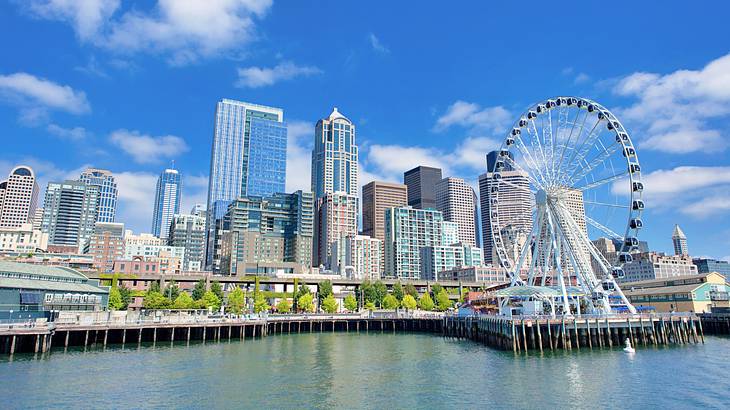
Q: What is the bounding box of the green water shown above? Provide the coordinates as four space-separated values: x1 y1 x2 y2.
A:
1 333 729 409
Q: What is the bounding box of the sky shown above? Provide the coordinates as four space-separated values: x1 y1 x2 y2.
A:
1 1 729 260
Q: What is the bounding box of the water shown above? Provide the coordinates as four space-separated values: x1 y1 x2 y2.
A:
2 333 729 409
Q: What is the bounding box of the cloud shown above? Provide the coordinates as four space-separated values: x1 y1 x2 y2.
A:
235 62 321 88
180 174 209 215
109 129 189 164
47 124 89 140
24 0 273 65
433 101 511 133
448 136 501 170
74 56 110 78
574 73 590 85
285 120 313 192
0 72 90 117
368 33 389 54
365 144 448 181
0 157 90 197
114 170 158 232
613 52 730 154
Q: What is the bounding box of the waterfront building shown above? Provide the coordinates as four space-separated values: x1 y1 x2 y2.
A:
41 180 99 252
338 235 382 280
0 261 109 313
0 223 48 253
672 224 688 256
0 251 95 271
0 165 39 229
78 168 117 223
205 99 287 270
168 213 206 271
311 107 358 199
124 231 164 247
84 222 124 273
617 252 698 283
436 177 477 247
437 265 509 283
442 221 460 245
219 191 313 276
420 245 464 281
623 272 730 313
403 166 442 210
693 258 730 277
478 164 532 265
151 168 182 239
384 206 443 279
314 192 357 270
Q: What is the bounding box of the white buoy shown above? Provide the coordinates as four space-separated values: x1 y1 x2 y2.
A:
623 338 635 353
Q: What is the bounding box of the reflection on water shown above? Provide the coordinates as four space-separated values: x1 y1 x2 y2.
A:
1 333 729 409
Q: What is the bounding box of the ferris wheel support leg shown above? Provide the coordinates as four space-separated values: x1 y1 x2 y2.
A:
547 210 571 315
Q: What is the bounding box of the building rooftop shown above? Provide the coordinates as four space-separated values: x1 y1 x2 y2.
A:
672 224 687 239
0 261 88 281
327 107 351 123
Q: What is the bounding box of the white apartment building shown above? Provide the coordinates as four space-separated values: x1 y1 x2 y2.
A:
618 252 699 283
0 223 48 253
341 235 382 280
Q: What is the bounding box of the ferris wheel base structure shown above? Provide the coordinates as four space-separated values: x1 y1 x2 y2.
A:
488 96 644 317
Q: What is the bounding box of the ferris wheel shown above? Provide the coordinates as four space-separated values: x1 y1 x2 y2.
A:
489 96 643 315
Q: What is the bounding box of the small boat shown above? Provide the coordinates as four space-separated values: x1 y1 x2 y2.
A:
623 338 635 353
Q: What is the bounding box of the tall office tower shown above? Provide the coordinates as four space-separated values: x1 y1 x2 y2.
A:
190 204 206 218
168 213 206 271
384 206 444 279
205 99 287 270
672 224 688 256
342 235 382 280
79 168 117 223
472 188 481 248
479 167 532 265
0 165 39 228
311 107 358 199
85 222 125 272
220 191 314 275
442 221 460 245
41 180 100 251
486 150 514 172
314 192 358 269
436 177 477 247
151 168 182 239
362 181 408 241
403 166 442 210
32 207 44 230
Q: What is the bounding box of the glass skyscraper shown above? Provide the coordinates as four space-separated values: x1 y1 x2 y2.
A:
151 168 182 239
205 99 287 270
79 168 117 223
311 107 358 199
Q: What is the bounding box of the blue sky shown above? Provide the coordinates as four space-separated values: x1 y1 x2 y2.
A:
1 1 729 260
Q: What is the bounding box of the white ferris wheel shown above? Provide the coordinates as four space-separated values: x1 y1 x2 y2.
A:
490 96 644 315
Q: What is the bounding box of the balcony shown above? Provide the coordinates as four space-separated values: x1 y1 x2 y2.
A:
710 291 730 301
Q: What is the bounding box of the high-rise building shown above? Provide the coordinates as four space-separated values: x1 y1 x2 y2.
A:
384 206 444 279
362 181 408 242
205 99 287 270
341 235 382 280
311 107 358 199
84 222 125 272
220 191 314 275
151 168 182 239
168 213 206 271
403 166 442 210
442 221 460 246
672 224 688 256
32 207 44 230
0 165 39 228
314 192 358 270
190 204 206 218
79 168 117 223
41 180 99 251
420 243 485 281
693 258 730 277
479 165 532 265
436 177 477 247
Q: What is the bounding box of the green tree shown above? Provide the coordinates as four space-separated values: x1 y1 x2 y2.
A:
392 281 404 302
431 283 444 298
149 281 161 294
276 298 292 313
321 294 338 313
373 281 387 307
108 286 124 310
200 290 221 311
402 294 417 310
319 280 333 300
436 289 452 311
164 280 180 301
382 294 399 309
404 283 418 299
418 293 435 311
118 284 132 309
143 291 170 309
293 282 311 311
192 279 206 300
173 292 194 309
210 281 224 300
361 280 376 305
227 287 246 314
297 293 315 313
343 294 358 312
364 301 376 311
253 293 270 313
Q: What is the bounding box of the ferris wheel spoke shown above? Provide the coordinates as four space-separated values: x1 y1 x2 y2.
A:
585 215 623 240
567 141 622 185
583 200 629 209
575 171 628 192
555 109 589 183
560 117 601 181
563 125 609 184
513 134 550 189
526 120 552 184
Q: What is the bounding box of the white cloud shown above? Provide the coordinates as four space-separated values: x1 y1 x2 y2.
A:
574 73 590 85
613 53 730 154
433 101 511 133
365 144 448 181
109 129 189 164
0 72 90 115
235 62 321 88
47 124 89 140
180 174 209 215
115 171 158 232
285 120 313 192
449 136 500 170
26 0 120 40
368 33 389 54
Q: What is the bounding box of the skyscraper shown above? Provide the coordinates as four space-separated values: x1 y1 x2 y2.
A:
311 107 358 199
403 166 442 209
314 192 358 269
151 168 182 239
435 177 477 247
79 168 117 223
362 181 408 242
168 213 206 271
205 99 287 270
672 224 688 256
0 165 39 229
42 180 99 251
384 206 444 279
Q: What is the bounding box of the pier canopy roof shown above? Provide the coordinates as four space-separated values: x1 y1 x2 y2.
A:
493 285 585 298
